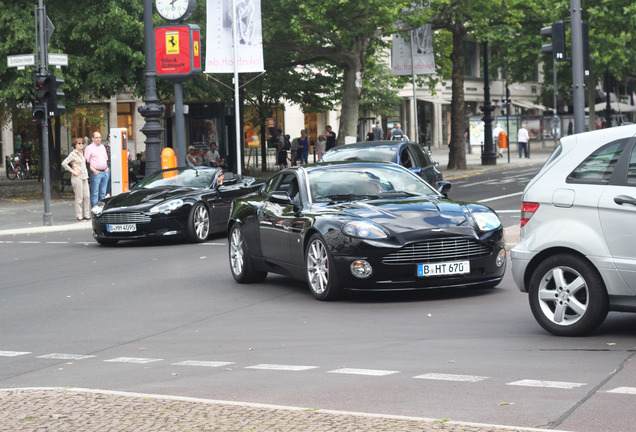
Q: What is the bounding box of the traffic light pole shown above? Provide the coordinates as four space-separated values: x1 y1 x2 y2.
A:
36 0 52 226
570 0 586 134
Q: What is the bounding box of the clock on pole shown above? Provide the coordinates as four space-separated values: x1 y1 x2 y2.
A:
156 0 196 23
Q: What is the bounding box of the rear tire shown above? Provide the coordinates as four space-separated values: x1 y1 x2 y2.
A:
306 234 341 301
229 224 267 283
528 254 608 336
187 202 210 243
6 166 17 180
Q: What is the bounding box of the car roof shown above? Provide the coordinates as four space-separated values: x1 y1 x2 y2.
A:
301 160 403 173
329 141 412 150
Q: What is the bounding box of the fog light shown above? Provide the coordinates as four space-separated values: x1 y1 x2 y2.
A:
496 248 506 267
350 260 372 279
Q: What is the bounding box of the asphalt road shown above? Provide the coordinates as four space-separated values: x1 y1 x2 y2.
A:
1 164 636 432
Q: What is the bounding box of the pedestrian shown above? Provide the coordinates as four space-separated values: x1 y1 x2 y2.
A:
325 125 337 151
205 142 227 169
290 136 299 166
299 129 310 165
517 123 530 158
492 123 506 157
84 131 110 208
372 120 384 141
186 146 203 167
276 128 288 170
61 138 91 221
316 134 327 159
389 123 405 140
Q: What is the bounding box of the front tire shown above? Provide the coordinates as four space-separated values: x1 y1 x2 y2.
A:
306 234 341 301
187 202 210 243
229 224 267 283
528 254 608 336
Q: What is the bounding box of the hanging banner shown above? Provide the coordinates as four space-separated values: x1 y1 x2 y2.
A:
391 24 435 76
205 0 265 73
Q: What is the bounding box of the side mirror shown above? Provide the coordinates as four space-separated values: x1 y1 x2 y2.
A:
268 191 293 205
436 181 452 198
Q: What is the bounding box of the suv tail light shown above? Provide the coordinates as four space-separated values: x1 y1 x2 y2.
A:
520 202 540 227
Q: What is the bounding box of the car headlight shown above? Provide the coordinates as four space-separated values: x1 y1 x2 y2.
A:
149 199 184 214
342 221 388 239
470 210 501 231
91 202 105 216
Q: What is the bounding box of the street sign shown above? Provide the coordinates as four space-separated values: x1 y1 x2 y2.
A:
7 54 36 69
45 15 55 43
48 53 67 67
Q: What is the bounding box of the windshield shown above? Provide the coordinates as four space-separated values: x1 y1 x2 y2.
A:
135 168 219 189
308 164 438 202
320 145 398 163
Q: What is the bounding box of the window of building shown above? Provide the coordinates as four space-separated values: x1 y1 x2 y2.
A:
70 105 108 143
464 41 477 77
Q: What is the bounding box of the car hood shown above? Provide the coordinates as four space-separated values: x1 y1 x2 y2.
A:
326 197 485 235
103 187 198 211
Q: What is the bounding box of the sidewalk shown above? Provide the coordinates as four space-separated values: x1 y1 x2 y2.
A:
0 387 567 432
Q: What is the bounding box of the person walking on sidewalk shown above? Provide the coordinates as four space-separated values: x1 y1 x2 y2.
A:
61 138 91 221
84 131 109 207
517 123 530 158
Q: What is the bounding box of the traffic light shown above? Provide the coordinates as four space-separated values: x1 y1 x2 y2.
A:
33 73 51 123
541 21 566 61
46 75 65 116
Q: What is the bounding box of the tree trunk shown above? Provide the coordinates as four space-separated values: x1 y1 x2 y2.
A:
338 59 363 145
447 23 468 170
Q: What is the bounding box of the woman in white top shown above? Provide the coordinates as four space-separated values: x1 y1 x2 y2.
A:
62 138 91 220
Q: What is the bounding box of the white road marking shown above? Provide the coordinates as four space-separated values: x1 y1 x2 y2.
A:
327 368 399 376
0 351 31 357
507 379 586 389
477 192 523 203
245 364 318 371
200 243 227 246
414 373 489 382
45 241 69 244
104 357 164 364
172 360 235 367
18 241 40 244
607 387 636 395
36 353 96 360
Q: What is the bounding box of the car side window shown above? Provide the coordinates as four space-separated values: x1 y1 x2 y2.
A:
400 148 413 168
628 145 636 186
410 145 431 168
566 139 628 184
262 173 282 196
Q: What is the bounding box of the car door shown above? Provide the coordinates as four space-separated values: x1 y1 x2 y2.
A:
259 172 304 264
598 139 636 294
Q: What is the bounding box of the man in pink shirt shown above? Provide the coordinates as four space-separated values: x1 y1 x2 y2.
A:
83 131 109 207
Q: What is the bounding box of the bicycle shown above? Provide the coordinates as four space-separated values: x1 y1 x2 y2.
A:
5 154 26 180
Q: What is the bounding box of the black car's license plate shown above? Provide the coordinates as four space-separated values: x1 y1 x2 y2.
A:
107 224 136 233
418 260 470 277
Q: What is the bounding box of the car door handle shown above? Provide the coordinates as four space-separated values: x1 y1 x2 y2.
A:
614 195 636 206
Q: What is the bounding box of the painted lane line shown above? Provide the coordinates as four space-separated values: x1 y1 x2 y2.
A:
18 241 40 244
104 357 164 364
607 387 636 395
172 360 235 367
245 364 318 371
507 379 586 389
414 373 489 382
45 241 69 244
200 242 227 246
36 353 96 360
0 241 15 244
327 368 399 376
477 191 523 203
0 351 31 357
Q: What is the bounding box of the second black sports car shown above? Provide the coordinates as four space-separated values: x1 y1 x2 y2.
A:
228 162 507 300
92 166 262 245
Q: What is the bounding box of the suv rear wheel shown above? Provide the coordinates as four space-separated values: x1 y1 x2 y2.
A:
528 253 608 336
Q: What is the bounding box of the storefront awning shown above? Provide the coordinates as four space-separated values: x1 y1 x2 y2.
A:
511 100 548 111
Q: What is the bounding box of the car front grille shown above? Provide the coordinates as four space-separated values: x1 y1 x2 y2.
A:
382 238 490 264
98 212 151 224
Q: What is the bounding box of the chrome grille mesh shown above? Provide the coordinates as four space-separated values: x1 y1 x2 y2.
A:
98 212 151 224
382 238 490 264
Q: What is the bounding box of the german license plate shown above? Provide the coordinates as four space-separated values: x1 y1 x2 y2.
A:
418 260 470 277
107 224 136 233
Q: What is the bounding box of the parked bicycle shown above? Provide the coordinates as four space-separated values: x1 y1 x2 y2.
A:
5 154 27 180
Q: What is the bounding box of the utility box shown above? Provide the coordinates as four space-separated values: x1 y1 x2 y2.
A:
109 128 129 196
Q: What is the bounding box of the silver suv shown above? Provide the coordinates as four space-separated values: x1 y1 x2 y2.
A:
511 124 636 336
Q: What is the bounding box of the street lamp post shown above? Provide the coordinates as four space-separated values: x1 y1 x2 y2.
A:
480 42 497 166
138 0 165 175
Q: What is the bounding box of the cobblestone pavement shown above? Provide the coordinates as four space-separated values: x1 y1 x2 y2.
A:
0 388 564 432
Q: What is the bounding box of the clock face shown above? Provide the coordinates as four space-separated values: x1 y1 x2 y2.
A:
156 0 194 22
